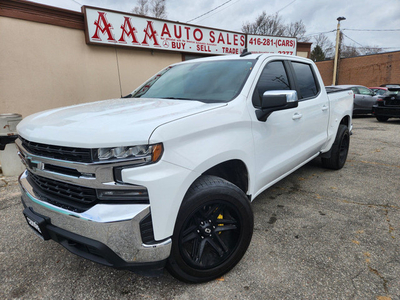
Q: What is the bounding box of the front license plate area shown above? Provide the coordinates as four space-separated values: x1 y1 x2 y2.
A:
23 207 51 240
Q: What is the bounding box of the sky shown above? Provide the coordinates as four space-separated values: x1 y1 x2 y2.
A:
29 0 400 53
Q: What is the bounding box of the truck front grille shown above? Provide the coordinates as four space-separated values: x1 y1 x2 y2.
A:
20 137 94 163
27 171 98 213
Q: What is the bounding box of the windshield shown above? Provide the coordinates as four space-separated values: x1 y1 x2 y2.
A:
132 59 256 103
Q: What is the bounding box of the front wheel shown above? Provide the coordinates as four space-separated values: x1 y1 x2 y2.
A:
167 175 253 283
322 124 350 170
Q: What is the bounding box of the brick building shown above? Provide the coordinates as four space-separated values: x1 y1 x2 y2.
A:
316 51 400 87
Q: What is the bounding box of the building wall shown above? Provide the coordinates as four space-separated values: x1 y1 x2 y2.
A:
314 60 334 86
296 43 311 58
316 51 400 87
0 16 182 117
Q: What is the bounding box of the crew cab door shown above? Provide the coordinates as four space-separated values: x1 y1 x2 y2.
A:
290 60 329 154
250 59 329 195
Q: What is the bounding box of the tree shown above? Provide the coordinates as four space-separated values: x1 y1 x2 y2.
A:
362 45 383 55
339 33 382 58
338 32 358 58
241 12 308 41
242 12 286 36
150 0 167 19
340 44 360 58
313 33 334 59
132 0 167 19
286 20 309 42
310 45 325 62
132 0 149 16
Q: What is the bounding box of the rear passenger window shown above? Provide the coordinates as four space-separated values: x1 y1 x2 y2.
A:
351 87 359 94
292 62 319 99
358 87 373 95
252 61 290 107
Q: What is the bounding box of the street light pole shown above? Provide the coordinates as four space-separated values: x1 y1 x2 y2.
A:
332 16 346 86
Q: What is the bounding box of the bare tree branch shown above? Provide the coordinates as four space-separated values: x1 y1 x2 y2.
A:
132 0 167 19
242 13 286 36
313 33 334 58
286 20 309 42
132 0 149 16
150 0 167 19
242 12 308 42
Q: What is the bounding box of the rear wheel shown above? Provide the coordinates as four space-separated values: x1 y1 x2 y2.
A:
167 175 253 283
376 116 389 122
322 124 350 170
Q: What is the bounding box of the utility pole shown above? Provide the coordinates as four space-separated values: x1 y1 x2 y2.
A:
332 17 346 86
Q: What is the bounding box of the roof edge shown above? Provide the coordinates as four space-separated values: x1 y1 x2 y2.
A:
0 0 84 30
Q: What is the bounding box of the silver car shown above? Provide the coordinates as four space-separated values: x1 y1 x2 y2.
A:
329 85 377 115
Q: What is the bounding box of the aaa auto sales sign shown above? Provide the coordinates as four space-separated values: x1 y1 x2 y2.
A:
83 7 245 55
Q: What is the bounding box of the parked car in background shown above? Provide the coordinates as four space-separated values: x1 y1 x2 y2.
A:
380 84 400 88
372 87 400 122
328 85 377 115
369 87 388 96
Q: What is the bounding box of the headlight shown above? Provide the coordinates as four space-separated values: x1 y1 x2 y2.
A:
96 143 163 163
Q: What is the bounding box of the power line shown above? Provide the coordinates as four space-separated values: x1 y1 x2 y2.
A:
343 28 400 32
352 46 399 50
342 32 364 48
70 0 82 6
186 0 234 23
276 0 297 13
304 29 336 37
195 0 241 23
299 27 399 38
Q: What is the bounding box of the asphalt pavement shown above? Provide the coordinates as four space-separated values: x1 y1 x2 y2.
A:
1 117 399 300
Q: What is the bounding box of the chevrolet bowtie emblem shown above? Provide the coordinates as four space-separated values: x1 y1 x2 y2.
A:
24 156 44 171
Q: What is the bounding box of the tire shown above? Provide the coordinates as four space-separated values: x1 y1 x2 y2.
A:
376 116 389 122
321 124 350 170
166 175 253 283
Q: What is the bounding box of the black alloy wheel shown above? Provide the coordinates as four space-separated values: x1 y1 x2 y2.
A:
167 175 253 283
179 201 241 270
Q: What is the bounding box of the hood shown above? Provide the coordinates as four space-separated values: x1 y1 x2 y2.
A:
17 98 226 148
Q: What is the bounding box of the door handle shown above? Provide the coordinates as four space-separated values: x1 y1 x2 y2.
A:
292 113 302 120
322 105 329 111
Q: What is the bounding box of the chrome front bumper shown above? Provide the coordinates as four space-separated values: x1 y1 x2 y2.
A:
19 171 171 264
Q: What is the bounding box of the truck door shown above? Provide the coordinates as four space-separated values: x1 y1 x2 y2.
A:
250 59 328 195
289 61 329 155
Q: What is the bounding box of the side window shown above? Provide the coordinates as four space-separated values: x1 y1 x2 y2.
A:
358 87 373 95
351 87 359 94
377 89 386 96
252 61 290 107
292 62 319 99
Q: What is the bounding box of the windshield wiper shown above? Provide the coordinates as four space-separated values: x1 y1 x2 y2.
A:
160 97 225 104
121 93 132 98
160 97 193 100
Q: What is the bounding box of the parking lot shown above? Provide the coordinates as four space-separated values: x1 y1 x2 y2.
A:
1 117 399 300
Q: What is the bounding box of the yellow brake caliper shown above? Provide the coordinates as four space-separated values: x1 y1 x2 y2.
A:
217 214 223 233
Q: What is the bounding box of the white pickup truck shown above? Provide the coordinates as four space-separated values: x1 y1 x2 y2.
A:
17 53 353 283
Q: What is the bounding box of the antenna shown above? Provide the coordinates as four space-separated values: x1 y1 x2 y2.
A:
240 48 252 57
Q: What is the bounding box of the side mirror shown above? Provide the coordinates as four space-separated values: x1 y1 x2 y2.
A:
256 90 298 121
